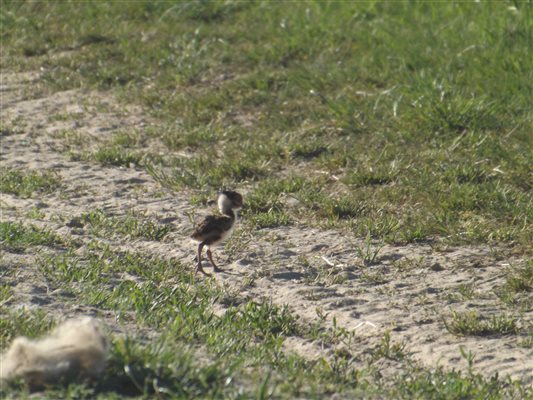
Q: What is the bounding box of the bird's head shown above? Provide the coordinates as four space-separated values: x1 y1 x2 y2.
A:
217 190 243 213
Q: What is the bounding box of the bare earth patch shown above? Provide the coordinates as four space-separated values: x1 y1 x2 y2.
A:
1 71 531 387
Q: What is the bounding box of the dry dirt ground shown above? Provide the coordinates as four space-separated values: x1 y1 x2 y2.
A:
1 71 531 386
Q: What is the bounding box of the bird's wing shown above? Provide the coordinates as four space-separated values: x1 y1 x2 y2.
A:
191 215 233 240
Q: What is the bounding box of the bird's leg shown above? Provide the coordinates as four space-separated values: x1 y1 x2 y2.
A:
196 243 211 277
207 249 223 272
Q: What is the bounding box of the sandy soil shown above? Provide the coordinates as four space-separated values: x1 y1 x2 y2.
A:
1 71 531 385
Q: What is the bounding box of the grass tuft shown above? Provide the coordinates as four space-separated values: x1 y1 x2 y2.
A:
79 210 173 241
0 308 56 343
444 311 520 337
0 221 63 252
92 146 144 167
0 168 60 198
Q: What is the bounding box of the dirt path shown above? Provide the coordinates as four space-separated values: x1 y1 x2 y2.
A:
1 71 531 385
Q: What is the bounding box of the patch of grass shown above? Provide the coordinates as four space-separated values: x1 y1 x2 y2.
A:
50 129 91 150
351 213 400 242
25 206 46 220
446 283 478 303
111 130 142 148
161 124 223 150
1 241 528 397
147 153 267 190
354 234 386 267
244 176 306 214
371 331 408 361
0 168 60 198
5 1 531 248
34 247 356 396
0 221 63 252
360 270 389 286
517 336 532 349
320 196 367 221
305 313 357 348
498 261 532 309
100 336 238 398
444 311 520 337
38 243 188 293
48 111 85 122
0 121 24 136
456 284 476 300
289 142 329 160
504 261 533 294
223 226 254 261
385 364 529 400
249 210 291 229
0 285 13 305
92 145 144 167
342 166 398 187
0 308 56 343
79 209 173 241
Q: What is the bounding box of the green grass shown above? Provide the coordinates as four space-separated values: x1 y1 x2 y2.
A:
446 283 477 303
33 245 359 397
0 241 517 398
248 210 291 229
0 167 61 198
79 209 173 241
498 260 533 309
444 311 520 337
0 285 13 305
2 1 533 398
504 261 533 294
371 330 408 361
0 221 64 251
2 1 531 250
384 365 529 400
92 145 144 167
0 227 530 397
0 308 56 344
60 129 145 166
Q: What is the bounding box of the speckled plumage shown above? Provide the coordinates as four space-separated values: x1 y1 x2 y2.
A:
191 213 235 246
191 190 243 276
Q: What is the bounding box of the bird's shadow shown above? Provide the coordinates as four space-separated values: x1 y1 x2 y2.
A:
192 256 242 277
216 269 239 276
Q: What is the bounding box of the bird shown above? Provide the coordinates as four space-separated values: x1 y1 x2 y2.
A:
191 190 243 276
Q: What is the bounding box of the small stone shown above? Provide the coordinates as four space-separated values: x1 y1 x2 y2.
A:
430 262 444 271
66 217 84 228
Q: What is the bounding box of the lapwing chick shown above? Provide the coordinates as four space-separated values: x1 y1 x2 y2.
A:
191 190 243 276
